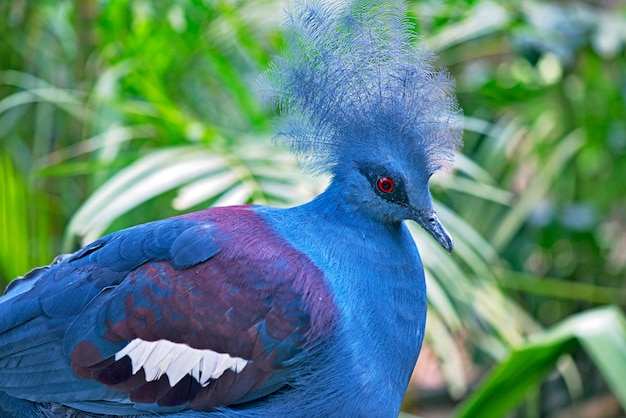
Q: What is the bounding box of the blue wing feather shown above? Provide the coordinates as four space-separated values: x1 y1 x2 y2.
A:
0 205 336 415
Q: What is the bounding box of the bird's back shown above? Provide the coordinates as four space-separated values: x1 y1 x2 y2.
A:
0 206 340 417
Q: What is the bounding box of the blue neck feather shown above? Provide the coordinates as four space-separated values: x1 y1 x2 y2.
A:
251 182 427 416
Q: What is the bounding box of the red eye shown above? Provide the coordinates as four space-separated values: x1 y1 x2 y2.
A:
377 177 395 193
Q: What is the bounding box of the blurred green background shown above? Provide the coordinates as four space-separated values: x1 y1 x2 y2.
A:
1 0 625 417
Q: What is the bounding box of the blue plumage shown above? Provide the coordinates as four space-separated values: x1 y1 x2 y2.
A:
263 0 461 176
0 0 461 416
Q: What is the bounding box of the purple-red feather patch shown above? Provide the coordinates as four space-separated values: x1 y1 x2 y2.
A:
70 206 337 410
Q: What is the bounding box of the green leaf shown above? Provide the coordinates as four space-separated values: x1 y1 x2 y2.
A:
495 269 626 305
424 2 510 52
0 152 53 286
64 146 228 248
454 306 626 417
560 307 626 408
490 129 584 249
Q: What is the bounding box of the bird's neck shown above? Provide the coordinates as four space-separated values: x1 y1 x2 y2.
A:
256 183 427 415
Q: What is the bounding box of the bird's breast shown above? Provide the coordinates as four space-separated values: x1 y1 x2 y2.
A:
256 204 427 414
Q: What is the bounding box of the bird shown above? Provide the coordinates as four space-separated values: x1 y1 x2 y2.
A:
0 0 462 417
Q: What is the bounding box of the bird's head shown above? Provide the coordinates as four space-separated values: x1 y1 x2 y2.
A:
334 126 455 253
263 0 462 252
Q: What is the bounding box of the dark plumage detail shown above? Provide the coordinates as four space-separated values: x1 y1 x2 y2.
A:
359 163 410 206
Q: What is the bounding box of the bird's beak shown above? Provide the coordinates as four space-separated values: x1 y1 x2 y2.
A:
412 210 454 253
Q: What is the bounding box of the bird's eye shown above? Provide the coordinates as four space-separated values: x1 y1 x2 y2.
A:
377 177 395 193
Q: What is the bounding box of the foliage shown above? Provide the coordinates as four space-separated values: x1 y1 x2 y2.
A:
416 0 626 316
1 0 625 416
455 305 626 417
415 0 626 413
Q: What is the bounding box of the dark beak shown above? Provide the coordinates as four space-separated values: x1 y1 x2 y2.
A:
412 210 454 253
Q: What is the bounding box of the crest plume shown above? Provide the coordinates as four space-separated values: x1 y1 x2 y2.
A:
263 0 463 176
